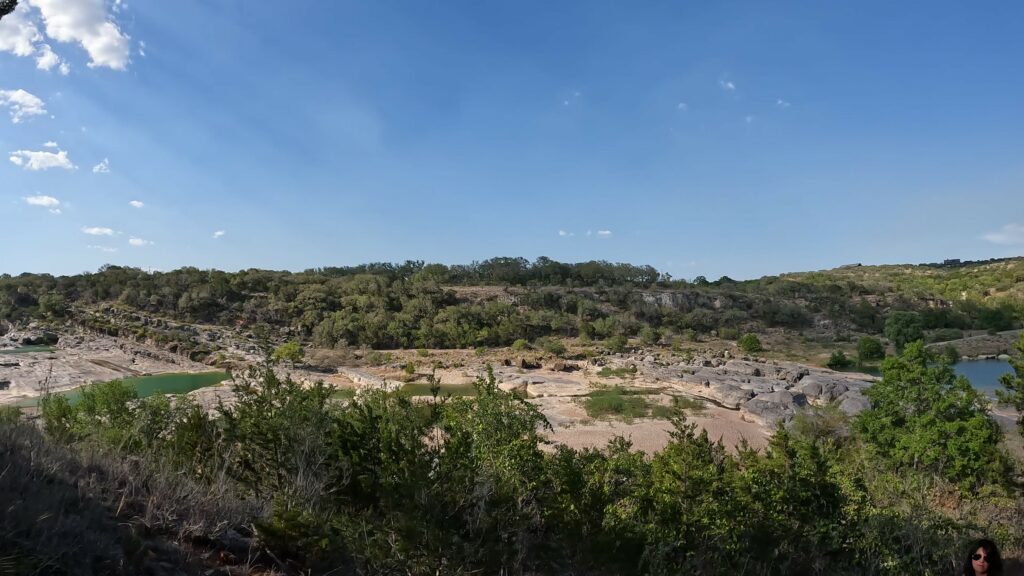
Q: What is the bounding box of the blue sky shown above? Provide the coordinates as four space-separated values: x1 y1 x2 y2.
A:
2 0 1023 280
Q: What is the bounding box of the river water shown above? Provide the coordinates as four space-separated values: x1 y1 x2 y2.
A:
953 359 1015 394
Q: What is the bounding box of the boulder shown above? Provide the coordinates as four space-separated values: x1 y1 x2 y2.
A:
837 392 871 416
797 380 823 399
707 382 755 409
526 380 591 398
743 397 796 426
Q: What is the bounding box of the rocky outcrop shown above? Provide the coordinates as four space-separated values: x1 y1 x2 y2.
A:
337 367 402 393
1 328 59 347
613 353 876 424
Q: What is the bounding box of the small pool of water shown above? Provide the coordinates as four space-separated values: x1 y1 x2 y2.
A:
14 371 231 408
954 359 1015 393
0 345 57 355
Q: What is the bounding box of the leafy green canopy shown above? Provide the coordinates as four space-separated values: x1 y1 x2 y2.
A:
883 311 924 352
855 342 1008 487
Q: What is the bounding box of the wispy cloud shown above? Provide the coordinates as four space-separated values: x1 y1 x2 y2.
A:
9 147 75 170
558 230 574 237
776 98 791 108
87 245 117 253
128 237 153 247
23 195 59 207
81 226 115 236
23 195 61 214
982 223 1024 245
91 158 110 173
676 102 688 112
212 230 226 239
0 88 46 123
43 140 58 148
596 230 612 237
34 43 67 73
745 115 754 124
129 200 144 208
719 79 736 92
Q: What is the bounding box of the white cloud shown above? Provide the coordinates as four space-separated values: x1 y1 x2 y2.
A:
0 4 42 57
596 230 612 237
212 230 226 239
676 102 688 112
128 237 153 247
9 147 75 170
982 223 1024 245
29 0 132 70
34 42 65 72
43 140 58 147
719 79 736 91
81 226 114 236
776 98 791 108
91 157 110 173
23 195 62 214
87 244 117 253
23 194 60 207
558 230 574 237
128 200 144 208
0 88 47 123
137 39 145 57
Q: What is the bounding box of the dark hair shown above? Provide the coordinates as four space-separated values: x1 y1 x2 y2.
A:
963 539 1002 576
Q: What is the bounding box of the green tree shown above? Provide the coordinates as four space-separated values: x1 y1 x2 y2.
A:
996 334 1024 435
856 336 885 364
738 333 763 354
271 341 304 367
826 350 853 370
884 311 923 352
855 342 1006 488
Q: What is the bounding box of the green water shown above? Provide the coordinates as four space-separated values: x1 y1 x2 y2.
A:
15 371 231 407
0 345 57 355
400 382 479 397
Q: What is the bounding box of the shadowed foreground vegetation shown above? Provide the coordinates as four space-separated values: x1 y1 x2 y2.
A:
2 341 1024 575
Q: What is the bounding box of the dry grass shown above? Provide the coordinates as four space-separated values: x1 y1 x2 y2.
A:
0 421 268 575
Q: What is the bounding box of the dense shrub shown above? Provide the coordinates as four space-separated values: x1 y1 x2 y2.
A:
855 342 1009 488
738 333 763 354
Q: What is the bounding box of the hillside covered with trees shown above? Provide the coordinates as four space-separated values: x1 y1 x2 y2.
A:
2 257 1021 354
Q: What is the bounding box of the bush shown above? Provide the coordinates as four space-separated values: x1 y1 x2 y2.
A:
640 326 661 346
738 333 763 354
941 344 960 364
928 327 964 343
536 336 566 356
826 350 854 370
605 335 628 354
511 338 529 351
